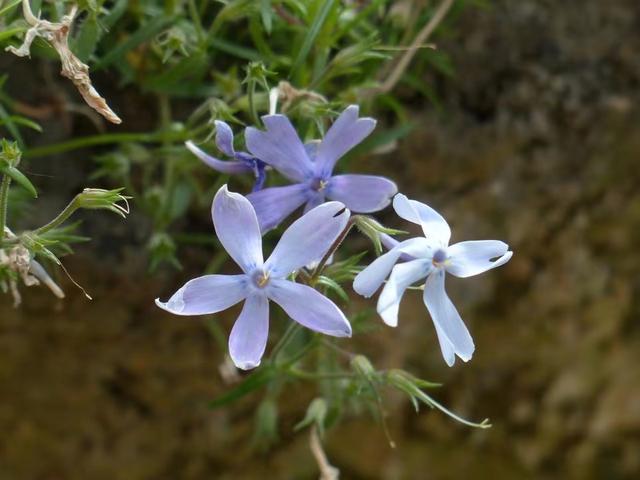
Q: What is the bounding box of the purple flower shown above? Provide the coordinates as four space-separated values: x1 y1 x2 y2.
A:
156 185 352 370
186 120 267 191
245 105 398 232
353 194 513 367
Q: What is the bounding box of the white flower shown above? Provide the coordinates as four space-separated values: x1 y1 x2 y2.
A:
353 194 513 366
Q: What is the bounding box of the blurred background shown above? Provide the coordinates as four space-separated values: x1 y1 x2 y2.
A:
0 0 639 478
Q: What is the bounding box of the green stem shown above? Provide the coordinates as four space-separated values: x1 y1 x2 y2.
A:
270 322 303 362
287 367 355 381
310 216 356 282
248 79 259 125
32 196 81 236
0 173 11 244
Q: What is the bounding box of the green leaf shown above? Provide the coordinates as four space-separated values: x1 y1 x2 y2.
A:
208 366 277 409
71 14 100 62
316 275 348 302
260 0 273 34
0 165 37 198
289 0 338 79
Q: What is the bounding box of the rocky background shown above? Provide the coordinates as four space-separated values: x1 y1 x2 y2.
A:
1 0 639 479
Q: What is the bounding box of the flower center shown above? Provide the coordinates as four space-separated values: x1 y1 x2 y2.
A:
251 269 270 288
432 248 448 267
310 177 328 192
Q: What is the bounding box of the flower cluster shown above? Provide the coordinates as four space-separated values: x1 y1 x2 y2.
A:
159 105 512 370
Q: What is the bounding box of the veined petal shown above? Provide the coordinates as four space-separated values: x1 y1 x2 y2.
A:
185 141 251 175
377 259 431 327
423 270 475 364
326 174 397 213
245 115 314 182
393 194 451 246
353 237 432 298
305 140 321 161
315 105 376 176
228 294 269 370
268 279 351 337
212 185 263 273
155 274 248 316
214 120 236 157
265 201 350 278
247 183 310 232
446 240 513 278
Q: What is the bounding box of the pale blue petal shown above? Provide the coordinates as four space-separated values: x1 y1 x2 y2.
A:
326 174 397 213
377 259 431 327
423 270 475 364
446 240 513 278
433 320 457 367
245 115 314 182
304 192 325 213
393 194 451 246
228 294 269 370
247 183 310 232
214 120 236 157
155 274 248 316
268 279 351 337
353 237 433 297
265 201 349 278
212 185 263 273
315 105 376 176
185 141 251 174
305 140 321 161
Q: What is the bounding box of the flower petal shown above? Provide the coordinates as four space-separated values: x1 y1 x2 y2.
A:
247 183 310 232
155 274 247 316
393 194 451 246
446 240 513 278
228 294 270 370
433 320 457 367
353 237 433 298
377 259 431 327
304 192 325 213
326 174 397 213
315 105 376 176
265 201 350 278
268 279 351 337
185 140 251 174
245 115 314 182
212 185 263 273
214 120 236 157
423 270 475 364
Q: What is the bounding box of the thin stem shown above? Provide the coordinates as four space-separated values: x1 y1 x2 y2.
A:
0 173 11 244
373 0 454 95
248 79 259 125
32 196 81 236
287 367 355 381
310 216 356 282
270 321 303 361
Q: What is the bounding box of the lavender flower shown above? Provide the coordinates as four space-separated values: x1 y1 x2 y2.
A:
156 185 352 370
353 194 513 366
245 105 398 231
186 120 267 191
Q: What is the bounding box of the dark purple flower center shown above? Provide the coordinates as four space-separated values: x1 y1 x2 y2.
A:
432 248 448 266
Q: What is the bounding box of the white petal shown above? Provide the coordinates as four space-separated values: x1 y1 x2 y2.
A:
353 237 432 298
228 294 270 370
212 185 264 273
393 193 451 246
433 320 457 367
423 270 475 364
446 240 513 278
377 259 430 327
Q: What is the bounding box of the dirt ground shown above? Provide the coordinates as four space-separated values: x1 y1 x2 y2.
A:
1 1 640 479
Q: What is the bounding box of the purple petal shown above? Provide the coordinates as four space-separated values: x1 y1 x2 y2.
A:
423 270 475 364
155 274 247 316
228 294 270 370
247 183 310 232
353 237 432 297
268 279 351 337
446 240 513 278
305 140 321 161
326 174 397 213
245 115 314 182
315 105 376 176
377 259 430 327
265 201 350 278
393 194 451 246
185 140 251 175
212 185 263 273
304 192 325 213
214 120 236 157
